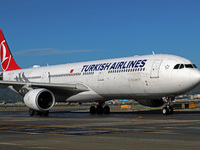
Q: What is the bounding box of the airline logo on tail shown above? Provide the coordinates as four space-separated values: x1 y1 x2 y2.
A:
1 40 11 71
0 30 21 72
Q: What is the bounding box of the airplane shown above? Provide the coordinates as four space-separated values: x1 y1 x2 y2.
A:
0 29 200 116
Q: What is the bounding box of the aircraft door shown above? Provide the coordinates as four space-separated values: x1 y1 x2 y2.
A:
98 71 104 82
41 72 50 83
150 60 162 78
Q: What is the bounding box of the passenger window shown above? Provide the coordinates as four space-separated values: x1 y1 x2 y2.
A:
180 64 184 69
174 64 180 69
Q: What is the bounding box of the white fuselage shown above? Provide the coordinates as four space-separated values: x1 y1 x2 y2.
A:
3 54 200 102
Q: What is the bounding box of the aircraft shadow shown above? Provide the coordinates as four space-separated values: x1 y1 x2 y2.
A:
50 109 200 115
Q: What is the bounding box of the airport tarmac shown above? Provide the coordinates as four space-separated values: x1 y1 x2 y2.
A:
1 106 200 150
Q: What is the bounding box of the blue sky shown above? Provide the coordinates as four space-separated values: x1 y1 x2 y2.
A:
1 0 200 68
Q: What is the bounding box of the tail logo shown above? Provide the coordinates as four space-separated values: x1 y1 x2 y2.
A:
0 40 11 71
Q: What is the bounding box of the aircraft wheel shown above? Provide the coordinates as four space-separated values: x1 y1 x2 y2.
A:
96 105 103 114
162 107 169 115
168 106 174 115
162 106 174 115
90 106 96 114
29 109 35 117
42 111 49 117
103 106 110 114
34 111 42 116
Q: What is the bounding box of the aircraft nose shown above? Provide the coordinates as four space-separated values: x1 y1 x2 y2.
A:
190 69 200 86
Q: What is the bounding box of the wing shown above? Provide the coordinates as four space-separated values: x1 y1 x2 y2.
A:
0 80 89 100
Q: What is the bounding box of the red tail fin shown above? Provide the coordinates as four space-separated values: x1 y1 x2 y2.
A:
0 30 21 72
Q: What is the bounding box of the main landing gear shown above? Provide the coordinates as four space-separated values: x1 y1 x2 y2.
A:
162 97 174 115
90 102 110 115
29 109 49 117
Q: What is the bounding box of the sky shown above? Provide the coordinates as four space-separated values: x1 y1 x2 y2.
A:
0 0 200 69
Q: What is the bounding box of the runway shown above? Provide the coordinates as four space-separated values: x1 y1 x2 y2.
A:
0 106 200 150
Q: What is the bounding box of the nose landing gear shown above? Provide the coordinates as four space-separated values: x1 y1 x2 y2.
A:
162 97 174 115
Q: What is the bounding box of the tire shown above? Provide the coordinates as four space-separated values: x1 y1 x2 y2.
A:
43 111 49 117
34 111 42 116
162 107 168 115
103 106 110 114
90 106 96 114
96 105 103 114
29 109 35 117
168 106 174 115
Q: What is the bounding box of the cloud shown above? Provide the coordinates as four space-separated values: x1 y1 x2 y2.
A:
13 48 98 56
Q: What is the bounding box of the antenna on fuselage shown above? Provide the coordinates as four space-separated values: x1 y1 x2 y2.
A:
152 51 155 55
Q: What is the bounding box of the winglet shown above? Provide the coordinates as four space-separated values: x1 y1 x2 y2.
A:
0 29 21 72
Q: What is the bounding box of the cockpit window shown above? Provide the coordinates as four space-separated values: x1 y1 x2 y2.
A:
185 64 193 68
174 63 197 69
180 64 184 69
174 64 180 69
193 64 198 68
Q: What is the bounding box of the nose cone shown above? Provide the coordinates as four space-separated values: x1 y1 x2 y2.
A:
190 69 200 87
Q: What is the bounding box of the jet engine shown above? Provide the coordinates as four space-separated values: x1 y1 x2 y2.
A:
24 88 55 111
136 99 164 107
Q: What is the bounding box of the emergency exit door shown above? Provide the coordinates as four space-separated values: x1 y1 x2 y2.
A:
41 72 50 83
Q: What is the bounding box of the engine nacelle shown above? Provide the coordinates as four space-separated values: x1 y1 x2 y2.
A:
24 88 55 111
137 99 164 107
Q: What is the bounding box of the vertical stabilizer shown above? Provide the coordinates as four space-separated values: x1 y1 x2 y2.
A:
0 30 21 72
